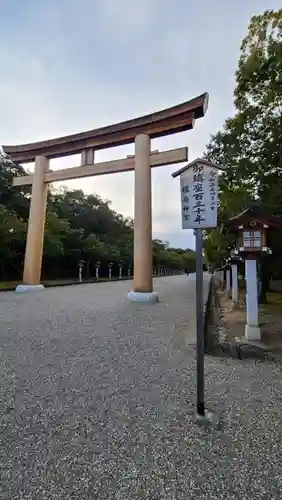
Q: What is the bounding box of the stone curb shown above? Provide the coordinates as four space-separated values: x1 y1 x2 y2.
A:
0 274 180 293
217 333 282 363
206 282 282 363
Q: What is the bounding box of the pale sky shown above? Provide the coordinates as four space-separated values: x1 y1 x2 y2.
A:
1 0 280 248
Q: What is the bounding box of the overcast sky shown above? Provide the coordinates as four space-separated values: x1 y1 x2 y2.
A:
1 0 280 249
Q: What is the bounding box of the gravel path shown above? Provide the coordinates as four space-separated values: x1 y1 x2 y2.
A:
0 275 281 499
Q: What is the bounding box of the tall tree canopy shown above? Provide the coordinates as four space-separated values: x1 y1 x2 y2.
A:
204 8 282 278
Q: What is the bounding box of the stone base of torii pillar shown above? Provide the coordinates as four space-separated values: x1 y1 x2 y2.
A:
127 291 159 303
16 284 45 293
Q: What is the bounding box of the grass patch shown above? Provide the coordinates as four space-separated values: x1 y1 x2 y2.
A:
0 281 20 289
260 292 282 315
0 276 133 290
0 279 83 289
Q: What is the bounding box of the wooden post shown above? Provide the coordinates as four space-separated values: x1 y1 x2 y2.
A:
127 134 158 302
220 270 224 288
17 156 49 291
231 264 239 308
225 268 231 298
81 148 95 166
133 134 153 292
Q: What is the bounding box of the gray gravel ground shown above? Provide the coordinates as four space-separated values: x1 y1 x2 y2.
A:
0 274 281 499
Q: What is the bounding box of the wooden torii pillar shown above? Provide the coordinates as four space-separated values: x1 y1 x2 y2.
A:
128 134 157 302
12 141 187 300
19 155 49 291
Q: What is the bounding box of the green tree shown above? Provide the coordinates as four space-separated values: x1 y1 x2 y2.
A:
204 8 282 288
0 204 27 280
0 151 30 218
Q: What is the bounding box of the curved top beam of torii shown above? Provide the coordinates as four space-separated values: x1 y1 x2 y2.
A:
2 92 209 164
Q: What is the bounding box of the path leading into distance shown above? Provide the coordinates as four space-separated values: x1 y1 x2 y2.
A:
0 275 281 499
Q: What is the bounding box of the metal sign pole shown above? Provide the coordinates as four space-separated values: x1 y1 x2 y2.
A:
172 158 224 427
195 228 205 416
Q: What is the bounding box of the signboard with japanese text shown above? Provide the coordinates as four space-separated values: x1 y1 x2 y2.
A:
180 161 219 229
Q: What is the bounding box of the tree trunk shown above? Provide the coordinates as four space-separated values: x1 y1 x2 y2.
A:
0 261 6 281
86 260 91 280
259 260 269 304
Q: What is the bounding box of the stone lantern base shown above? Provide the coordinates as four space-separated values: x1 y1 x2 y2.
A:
245 324 261 341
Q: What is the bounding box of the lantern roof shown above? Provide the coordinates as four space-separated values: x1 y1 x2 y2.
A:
222 202 282 231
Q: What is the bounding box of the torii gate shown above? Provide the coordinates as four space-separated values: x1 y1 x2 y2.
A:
3 92 209 301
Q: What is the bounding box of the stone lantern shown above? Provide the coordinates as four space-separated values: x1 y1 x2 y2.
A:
118 262 123 280
95 260 101 280
223 203 281 340
227 248 243 308
108 262 113 280
77 260 85 283
222 257 232 298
